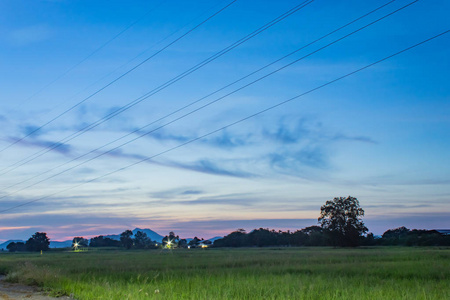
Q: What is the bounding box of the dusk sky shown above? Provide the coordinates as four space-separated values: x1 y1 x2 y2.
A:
1 0 449 242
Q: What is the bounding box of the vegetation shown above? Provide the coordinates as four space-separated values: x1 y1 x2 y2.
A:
25 232 50 252
0 247 448 299
319 196 368 247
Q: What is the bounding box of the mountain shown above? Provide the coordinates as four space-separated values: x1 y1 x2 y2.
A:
0 240 25 251
105 228 164 243
207 236 223 242
132 228 164 242
50 240 72 248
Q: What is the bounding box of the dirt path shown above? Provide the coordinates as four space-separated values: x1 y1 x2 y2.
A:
0 276 73 300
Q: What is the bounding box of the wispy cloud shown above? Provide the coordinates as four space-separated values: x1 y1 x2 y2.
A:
269 147 328 172
263 118 312 144
164 159 254 178
332 133 377 144
168 193 258 207
7 136 72 155
150 187 205 200
8 24 53 46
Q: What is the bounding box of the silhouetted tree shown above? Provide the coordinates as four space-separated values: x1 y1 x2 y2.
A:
380 227 450 246
162 231 179 249
6 242 26 252
300 226 328 246
381 226 410 245
133 231 150 249
72 237 88 248
89 235 120 247
26 232 50 251
178 239 187 248
214 229 249 247
120 230 134 249
188 237 202 247
318 196 368 247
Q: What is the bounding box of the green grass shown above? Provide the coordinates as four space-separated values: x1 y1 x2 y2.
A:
0 247 449 299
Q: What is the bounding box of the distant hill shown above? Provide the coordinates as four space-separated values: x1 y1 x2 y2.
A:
0 240 24 251
105 228 165 243
207 236 223 242
50 240 72 248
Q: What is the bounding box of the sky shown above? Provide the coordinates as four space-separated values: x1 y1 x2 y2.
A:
0 0 449 242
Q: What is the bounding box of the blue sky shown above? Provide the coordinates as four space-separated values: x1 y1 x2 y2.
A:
0 0 449 241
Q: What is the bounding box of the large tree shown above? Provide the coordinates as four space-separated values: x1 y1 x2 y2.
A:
120 230 134 249
162 231 179 249
26 232 50 251
133 231 150 249
318 196 368 247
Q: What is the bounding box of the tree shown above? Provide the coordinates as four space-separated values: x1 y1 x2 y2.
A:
7 242 26 252
133 231 150 249
318 196 368 247
120 230 134 249
89 236 120 247
72 237 88 248
26 232 50 252
162 231 179 249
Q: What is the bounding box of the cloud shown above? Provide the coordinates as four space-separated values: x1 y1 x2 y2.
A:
332 133 377 144
150 188 205 200
8 25 53 46
168 193 258 207
263 118 311 144
269 147 328 171
181 190 203 195
204 131 249 148
165 159 254 178
21 124 45 138
148 130 190 143
7 136 72 155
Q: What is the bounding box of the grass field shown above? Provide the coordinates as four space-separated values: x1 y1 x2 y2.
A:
0 247 449 299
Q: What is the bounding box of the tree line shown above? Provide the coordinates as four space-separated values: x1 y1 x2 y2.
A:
213 226 450 247
6 196 449 252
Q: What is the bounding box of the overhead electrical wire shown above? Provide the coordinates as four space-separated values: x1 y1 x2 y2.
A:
0 0 238 154
28 0 235 132
13 0 166 110
0 0 314 175
0 0 401 196
1 29 447 214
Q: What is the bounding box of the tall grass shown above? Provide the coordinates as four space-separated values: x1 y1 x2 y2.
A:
0 247 448 299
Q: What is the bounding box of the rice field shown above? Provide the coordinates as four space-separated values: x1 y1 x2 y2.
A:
0 247 449 299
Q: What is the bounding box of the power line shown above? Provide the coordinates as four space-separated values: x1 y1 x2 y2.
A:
1 29 447 214
36 0 233 130
0 0 401 197
15 0 166 110
0 0 313 175
0 0 238 154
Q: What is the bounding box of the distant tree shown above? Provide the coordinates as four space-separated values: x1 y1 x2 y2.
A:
381 226 410 245
26 232 50 252
120 230 134 249
72 237 88 248
162 231 179 249
178 239 187 248
213 229 249 247
248 228 279 247
133 231 150 249
7 242 26 252
300 226 328 246
380 227 450 246
188 237 202 247
318 196 368 247
89 236 120 247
